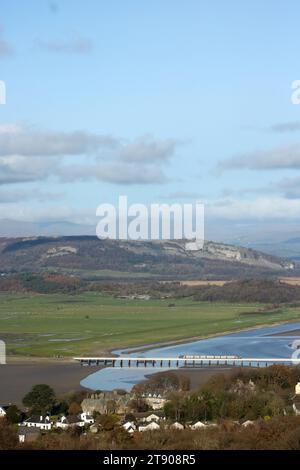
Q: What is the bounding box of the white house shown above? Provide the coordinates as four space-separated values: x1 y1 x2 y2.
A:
139 421 160 432
170 421 184 430
295 383 300 395
122 421 137 434
293 403 300 415
20 415 52 431
55 413 94 429
242 420 255 427
190 421 206 430
0 405 9 418
55 415 73 429
141 393 167 410
142 413 161 423
80 412 94 425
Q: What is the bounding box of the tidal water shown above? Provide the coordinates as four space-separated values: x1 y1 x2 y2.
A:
80 321 300 392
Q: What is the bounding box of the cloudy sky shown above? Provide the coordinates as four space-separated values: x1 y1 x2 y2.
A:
1 0 300 242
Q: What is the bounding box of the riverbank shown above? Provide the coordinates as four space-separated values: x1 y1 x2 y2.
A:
120 318 300 355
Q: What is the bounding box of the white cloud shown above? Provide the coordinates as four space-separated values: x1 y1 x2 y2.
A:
0 155 59 184
219 143 300 171
0 124 178 185
58 163 168 185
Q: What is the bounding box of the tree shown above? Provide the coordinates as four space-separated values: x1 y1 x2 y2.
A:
5 405 22 424
68 402 82 416
23 384 56 413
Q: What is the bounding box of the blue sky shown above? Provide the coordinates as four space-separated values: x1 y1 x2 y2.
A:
1 0 300 241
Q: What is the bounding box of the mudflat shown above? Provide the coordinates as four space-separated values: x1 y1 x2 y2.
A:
0 362 101 405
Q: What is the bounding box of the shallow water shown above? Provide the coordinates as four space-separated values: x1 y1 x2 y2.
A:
81 321 300 392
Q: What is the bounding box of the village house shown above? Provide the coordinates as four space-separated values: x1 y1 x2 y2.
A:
141 393 167 410
122 421 137 434
295 383 300 395
80 412 94 425
0 405 10 418
55 415 81 429
141 413 162 423
190 421 206 430
170 421 184 430
20 415 52 431
55 412 94 429
139 421 160 432
81 391 132 415
132 410 165 426
242 420 255 427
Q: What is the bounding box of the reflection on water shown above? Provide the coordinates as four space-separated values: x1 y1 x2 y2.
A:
81 321 300 392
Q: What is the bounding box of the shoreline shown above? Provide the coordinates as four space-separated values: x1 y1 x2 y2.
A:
1 318 299 404
6 316 300 365
118 317 300 355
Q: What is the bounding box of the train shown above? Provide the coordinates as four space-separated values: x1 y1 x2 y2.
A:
179 355 241 360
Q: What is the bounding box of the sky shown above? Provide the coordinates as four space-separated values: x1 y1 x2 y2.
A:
1 0 300 243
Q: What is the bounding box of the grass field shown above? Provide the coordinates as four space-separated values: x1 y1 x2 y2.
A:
1 292 300 358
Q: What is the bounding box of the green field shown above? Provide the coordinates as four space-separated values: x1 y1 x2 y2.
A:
1 292 300 357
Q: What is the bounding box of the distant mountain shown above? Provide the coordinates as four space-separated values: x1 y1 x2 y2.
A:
0 236 295 280
0 219 95 237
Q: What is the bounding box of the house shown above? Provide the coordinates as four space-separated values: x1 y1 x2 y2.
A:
190 421 206 430
81 391 132 415
141 393 167 410
80 412 94 425
139 421 160 432
295 383 300 395
18 426 41 444
55 413 92 429
20 415 52 431
293 403 300 415
141 413 162 423
242 420 255 427
55 415 77 429
170 421 184 430
122 421 137 434
0 405 10 418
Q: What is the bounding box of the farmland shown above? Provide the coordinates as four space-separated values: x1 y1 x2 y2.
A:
1 292 300 358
